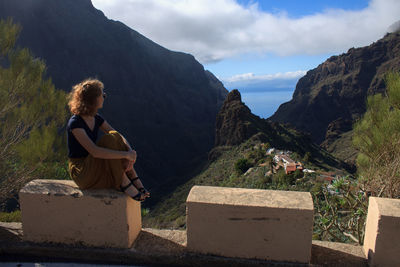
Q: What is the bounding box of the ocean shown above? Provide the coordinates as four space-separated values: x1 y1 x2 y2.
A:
239 88 295 119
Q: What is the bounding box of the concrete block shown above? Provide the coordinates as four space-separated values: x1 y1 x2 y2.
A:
363 197 400 267
19 179 141 248
186 186 314 263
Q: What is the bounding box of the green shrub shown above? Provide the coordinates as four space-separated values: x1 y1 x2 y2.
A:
174 216 186 228
353 71 400 198
235 158 252 174
247 148 265 163
293 169 304 179
141 208 150 217
0 210 21 222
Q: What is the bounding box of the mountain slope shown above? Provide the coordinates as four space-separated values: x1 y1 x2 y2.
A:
0 0 227 200
270 30 400 163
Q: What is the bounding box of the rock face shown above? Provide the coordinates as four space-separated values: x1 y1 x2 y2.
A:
215 90 284 147
215 89 303 148
215 90 260 146
321 117 353 149
0 0 227 194
270 30 400 146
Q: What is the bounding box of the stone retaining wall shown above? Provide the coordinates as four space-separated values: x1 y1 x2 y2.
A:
18 180 400 266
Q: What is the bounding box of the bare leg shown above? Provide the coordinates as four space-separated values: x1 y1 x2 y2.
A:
126 167 150 197
126 168 143 188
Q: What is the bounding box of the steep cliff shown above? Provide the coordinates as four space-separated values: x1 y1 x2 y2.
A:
270 30 400 158
0 0 227 197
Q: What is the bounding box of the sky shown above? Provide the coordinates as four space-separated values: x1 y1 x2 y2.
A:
91 0 400 118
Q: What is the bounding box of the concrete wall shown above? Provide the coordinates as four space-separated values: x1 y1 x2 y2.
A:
19 179 141 248
363 197 400 267
19 181 400 265
186 186 314 263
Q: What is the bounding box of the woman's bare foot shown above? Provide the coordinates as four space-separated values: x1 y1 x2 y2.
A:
126 170 150 198
120 176 146 201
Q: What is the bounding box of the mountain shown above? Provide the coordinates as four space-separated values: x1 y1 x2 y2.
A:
270 30 400 163
143 90 352 228
0 0 227 201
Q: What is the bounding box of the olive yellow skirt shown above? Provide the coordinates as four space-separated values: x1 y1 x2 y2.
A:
68 131 128 190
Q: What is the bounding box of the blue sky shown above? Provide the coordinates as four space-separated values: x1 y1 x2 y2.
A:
92 0 400 117
237 0 369 18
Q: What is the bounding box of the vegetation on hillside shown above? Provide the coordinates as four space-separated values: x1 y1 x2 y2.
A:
353 72 400 198
143 135 360 242
0 19 69 208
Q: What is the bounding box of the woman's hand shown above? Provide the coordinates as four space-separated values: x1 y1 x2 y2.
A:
125 159 134 172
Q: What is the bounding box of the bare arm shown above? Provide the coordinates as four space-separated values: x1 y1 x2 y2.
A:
71 128 135 160
100 120 133 151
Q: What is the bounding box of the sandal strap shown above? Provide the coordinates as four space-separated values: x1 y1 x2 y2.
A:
120 182 133 192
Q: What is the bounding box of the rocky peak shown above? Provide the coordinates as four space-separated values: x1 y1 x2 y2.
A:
215 90 259 146
224 89 242 103
214 90 278 147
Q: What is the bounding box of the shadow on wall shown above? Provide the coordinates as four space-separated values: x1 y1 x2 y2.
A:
311 242 368 266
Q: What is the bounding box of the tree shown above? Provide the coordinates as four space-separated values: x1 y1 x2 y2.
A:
0 19 68 206
353 71 400 198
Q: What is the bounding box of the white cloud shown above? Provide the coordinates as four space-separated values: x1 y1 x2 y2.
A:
225 70 307 83
221 70 306 92
92 0 400 63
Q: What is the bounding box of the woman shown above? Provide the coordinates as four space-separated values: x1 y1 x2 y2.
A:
66 78 149 201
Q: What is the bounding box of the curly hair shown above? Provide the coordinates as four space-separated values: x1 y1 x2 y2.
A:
68 79 104 116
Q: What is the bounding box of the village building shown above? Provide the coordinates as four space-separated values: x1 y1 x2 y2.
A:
317 172 338 183
266 148 275 155
273 153 304 174
273 154 295 165
284 162 304 174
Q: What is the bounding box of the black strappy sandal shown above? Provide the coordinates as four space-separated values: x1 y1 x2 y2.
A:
128 176 150 198
120 182 145 202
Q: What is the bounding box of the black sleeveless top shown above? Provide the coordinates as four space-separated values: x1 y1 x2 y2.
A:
67 114 105 158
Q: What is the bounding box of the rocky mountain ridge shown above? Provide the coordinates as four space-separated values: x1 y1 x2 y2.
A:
270 30 400 163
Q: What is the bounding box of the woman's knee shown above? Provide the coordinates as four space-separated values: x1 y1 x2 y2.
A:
97 131 125 150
